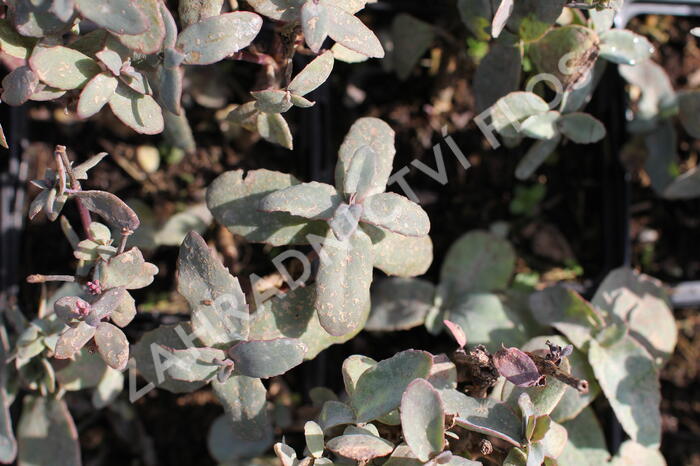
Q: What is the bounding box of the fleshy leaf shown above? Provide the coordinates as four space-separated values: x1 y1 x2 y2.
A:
211 375 270 441
493 346 542 388
98 247 158 290
367 227 433 277
529 285 605 349
492 92 550 137
351 350 433 423
557 113 606 144
248 286 367 360
440 230 515 301
611 440 666 466
557 408 610 465
74 0 147 35
588 336 661 447
73 190 139 230
366 278 436 332
207 169 328 246
246 0 303 22
17 396 81 466
678 90 700 139
529 25 599 90
179 0 224 27
117 0 165 53
257 112 294 149
132 324 207 393
515 135 561 180
326 434 393 461
108 83 164 135
1 66 38 106
319 400 355 431
289 50 335 96
361 192 430 237
250 89 292 113
440 389 523 446
228 338 306 378
325 4 384 58
0 18 37 59
77 72 119 119
304 421 325 458
259 182 341 220
94 321 129 370
315 228 374 337
598 29 654 65
208 415 272 463
392 13 435 80
176 12 263 65
336 118 395 196
54 322 96 359
177 232 249 346
301 1 328 53
592 267 677 364
29 46 100 90
401 378 444 462
162 346 226 382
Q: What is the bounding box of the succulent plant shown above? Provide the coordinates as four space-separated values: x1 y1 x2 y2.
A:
208 117 432 337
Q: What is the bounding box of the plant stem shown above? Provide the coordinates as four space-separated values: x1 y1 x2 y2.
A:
528 353 589 393
26 274 76 283
56 145 93 240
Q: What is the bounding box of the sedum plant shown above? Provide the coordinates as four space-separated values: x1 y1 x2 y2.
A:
271 334 659 466
367 229 676 463
0 145 154 465
0 0 384 150
207 117 433 337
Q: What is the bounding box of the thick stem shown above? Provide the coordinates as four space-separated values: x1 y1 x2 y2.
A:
56 145 93 240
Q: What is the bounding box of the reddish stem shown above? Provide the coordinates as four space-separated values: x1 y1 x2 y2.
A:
56 145 93 240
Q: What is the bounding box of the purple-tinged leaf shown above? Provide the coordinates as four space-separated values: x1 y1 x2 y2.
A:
494 346 542 387
95 321 129 370
1 66 39 106
91 287 128 320
326 434 393 462
444 320 467 349
54 322 96 359
72 190 140 230
54 296 90 322
117 0 165 54
98 247 158 290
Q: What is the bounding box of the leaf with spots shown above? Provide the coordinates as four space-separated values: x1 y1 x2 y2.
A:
77 72 119 119
211 375 270 441
228 338 306 378
108 83 164 135
176 12 263 65
177 232 250 346
315 228 374 337
74 0 147 35
351 350 433 423
29 46 101 90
